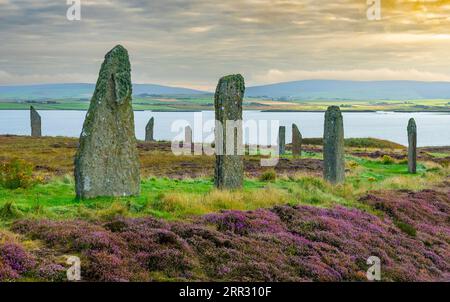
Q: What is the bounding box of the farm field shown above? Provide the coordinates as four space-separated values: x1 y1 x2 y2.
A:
0 98 449 112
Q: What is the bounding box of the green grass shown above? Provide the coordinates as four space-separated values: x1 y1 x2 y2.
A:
350 156 425 181
428 152 450 159
300 138 405 149
0 101 89 110
394 220 417 237
1 98 449 111
0 156 446 226
0 177 270 225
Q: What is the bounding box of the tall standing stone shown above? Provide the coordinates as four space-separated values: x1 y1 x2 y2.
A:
323 106 345 184
214 74 244 189
407 118 417 174
292 123 302 157
145 117 154 142
183 125 193 153
278 126 286 155
74 45 140 199
30 106 41 137
185 126 192 146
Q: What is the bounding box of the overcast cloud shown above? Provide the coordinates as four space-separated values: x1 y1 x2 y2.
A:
1 0 450 90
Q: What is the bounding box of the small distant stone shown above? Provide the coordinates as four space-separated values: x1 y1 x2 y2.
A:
292 124 302 157
278 126 286 155
30 106 41 137
407 118 417 174
145 117 154 142
185 125 193 146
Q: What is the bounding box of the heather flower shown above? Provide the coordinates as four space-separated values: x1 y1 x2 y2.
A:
9 189 450 282
0 242 35 274
38 263 65 281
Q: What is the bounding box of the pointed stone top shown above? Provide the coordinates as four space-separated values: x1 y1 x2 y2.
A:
94 45 132 105
146 117 154 129
408 118 417 132
103 45 130 70
105 45 128 59
30 106 40 117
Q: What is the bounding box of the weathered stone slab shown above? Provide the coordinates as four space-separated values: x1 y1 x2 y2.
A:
292 123 302 157
30 106 41 137
74 45 140 199
214 74 244 189
145 117 154 142
407 118 417 174
185 126 192 146
278 126 286 155
323 106 345 184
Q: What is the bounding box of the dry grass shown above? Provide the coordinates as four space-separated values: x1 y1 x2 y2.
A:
0 135 324 179
0 136 214 179
154 186 289 217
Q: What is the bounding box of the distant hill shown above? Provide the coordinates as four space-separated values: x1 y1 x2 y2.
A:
245 80 450 100
2 80 450 101
0 83 208 100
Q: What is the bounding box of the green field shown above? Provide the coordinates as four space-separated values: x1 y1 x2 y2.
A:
0 155 444 227
1 97 449 112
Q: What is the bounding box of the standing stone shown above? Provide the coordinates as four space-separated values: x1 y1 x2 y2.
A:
323 106 345 184
292 123 302 157
74 45 140 199
214 74 245 189
278 126 286 155
185 126 192 146
30 106 41 137
145 117 154 142
407 118 417 174
183 125 193 154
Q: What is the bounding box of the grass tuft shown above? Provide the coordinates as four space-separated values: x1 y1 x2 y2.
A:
0 201 23 219
395 221 417 237
259 169 277 182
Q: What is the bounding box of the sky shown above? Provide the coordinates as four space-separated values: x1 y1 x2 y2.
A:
1 0 450 91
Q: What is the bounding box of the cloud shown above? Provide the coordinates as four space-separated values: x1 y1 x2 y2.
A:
239 17 262 23
1 0 450 87
0 70 96 85
187 26 214 33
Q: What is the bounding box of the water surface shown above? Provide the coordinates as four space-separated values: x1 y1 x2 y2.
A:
0 110 449 147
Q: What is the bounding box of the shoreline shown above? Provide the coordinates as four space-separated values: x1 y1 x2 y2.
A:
0 108 449 113
0 134 449 149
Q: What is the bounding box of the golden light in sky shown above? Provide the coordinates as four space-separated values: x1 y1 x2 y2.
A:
1 0 450 89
